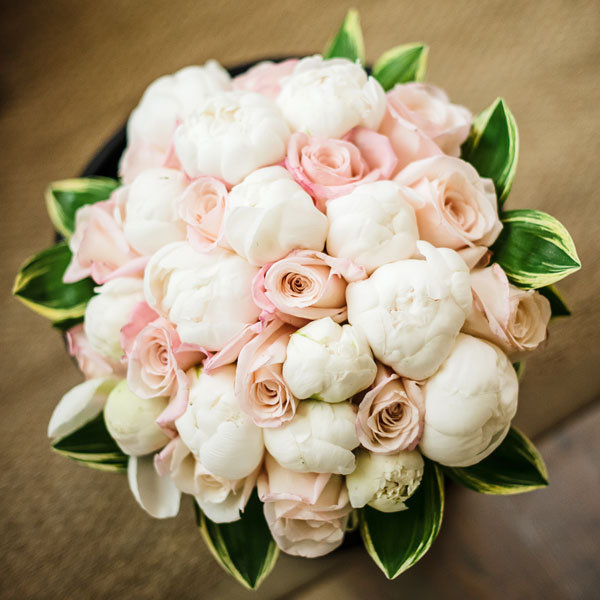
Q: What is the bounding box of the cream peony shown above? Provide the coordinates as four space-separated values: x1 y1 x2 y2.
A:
224 166 328 266
347 242 472 380
282 317 377 403
174 90 290 185
326 180 419 275
419 333 518 467
277 55 386 138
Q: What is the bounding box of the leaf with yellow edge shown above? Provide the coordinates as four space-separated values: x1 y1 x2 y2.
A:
323 9 365 65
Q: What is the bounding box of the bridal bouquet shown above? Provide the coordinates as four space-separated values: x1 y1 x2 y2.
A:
14 10 580 589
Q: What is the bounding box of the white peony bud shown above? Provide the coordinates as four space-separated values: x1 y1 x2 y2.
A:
104 380 170 456
144 242 260 350
224 166 328 266
277 55 386 138
419 333 518 467
263 400 359 474
122 168 187 255
346 448 424 512
347 241 472 380
174 90 290 184
84 277 145 360
282 317 377 403
175 365 264 479
326 181 419 274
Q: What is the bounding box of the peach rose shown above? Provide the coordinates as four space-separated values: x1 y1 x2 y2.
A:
252 250 365 326
463 264 551 355
257 454 351 558
235 320 298 428
386 83 472 157
232 59 299 99
356 364 424 453
396 155 502 250
285 127 397 212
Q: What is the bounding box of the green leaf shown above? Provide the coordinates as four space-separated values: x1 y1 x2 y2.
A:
51 316 84 332
13 243 95 321
539 284 571 318
372 43 429 90
359 460 444 579
512 361 526 380
46 177 119 239
461 98 518 205
195 490 279 589
52 412 127 473
492 209 581 289
323 9 365 65
442 427 548 495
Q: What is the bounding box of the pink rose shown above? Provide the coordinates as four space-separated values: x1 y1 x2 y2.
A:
396 155 502 250
386 83 472 157
66 324 126 379
285 127 397 212
253 250 365 326
356 363 424 453
232 59 299 99
177 176 229 252
463 264 551 355
235 320 298 428
257 454 351 558
64 196 147 284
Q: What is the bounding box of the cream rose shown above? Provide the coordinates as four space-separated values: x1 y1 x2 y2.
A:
258 454 351 557
396 155 502 250
277 55 386 138
66 324 125 380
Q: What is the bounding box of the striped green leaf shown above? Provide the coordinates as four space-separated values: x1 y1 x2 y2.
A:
359 460 444 579
513 361 526 380
443 427 548 495
372 43 429 90
13 242 95 321
461 98 518 205
195 490 279 590
492 209 581 289
323 9 365 65
52 412 127 473
46 177 119 239
539 284 571 318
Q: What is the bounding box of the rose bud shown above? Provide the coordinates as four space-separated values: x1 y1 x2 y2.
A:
224 166 328 266
175 365 264 480
347 241 472 380
104 380 170 456
174 90 290 185
346 448 424 512
282 317 377 404
277 56 386 138
263 400 359 475
419 333 518 467
326 180 419 275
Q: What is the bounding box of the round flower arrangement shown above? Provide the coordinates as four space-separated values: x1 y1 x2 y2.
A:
14 10 580 589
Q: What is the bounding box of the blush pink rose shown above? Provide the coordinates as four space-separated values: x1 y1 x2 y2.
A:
235 320 298 428
232 59 299 99
463 264 551 355
396 155 502 250
386 83 472 157
66 324 126 379
253 250 365 326
285 127 397 212
356 363 424 453
257 454 351 558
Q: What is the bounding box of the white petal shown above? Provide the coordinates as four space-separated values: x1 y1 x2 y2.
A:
196 493 244 523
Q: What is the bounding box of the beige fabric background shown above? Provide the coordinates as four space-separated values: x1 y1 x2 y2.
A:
1 1 599 598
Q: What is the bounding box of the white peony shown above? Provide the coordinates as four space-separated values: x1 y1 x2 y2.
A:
174 90 290 184
277 55 386 138
263 400 359 474
224 166 328 266
346 448 425 512
347 241 472 380
419 333 518 467
84 277 145 360
175 365 264 479
282 317 377 403
143 242 260 350
326 181 419 274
